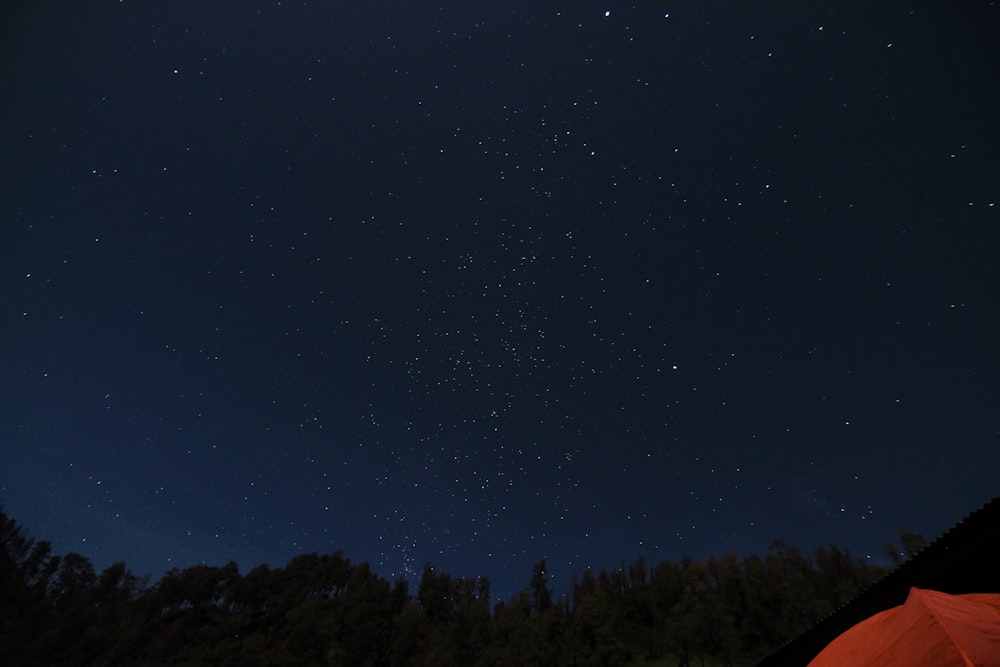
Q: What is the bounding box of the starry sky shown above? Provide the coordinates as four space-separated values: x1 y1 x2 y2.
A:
2 1 998 600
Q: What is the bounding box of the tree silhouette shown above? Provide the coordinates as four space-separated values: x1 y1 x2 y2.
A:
530 559 553 614
0 504 900 666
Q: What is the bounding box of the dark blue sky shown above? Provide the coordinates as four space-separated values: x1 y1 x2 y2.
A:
2 0 998 599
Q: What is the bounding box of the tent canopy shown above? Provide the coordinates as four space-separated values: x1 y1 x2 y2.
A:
808 587 1000 666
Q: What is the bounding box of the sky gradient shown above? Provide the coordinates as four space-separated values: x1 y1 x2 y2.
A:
2 1 998 599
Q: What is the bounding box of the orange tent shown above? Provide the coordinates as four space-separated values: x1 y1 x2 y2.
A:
808 587 1000 666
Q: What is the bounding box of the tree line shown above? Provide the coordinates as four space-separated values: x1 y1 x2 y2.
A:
0 507 922 666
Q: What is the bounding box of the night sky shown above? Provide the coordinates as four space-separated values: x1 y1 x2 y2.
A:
2 1 998 600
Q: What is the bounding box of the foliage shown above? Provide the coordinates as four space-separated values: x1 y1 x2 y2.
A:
0 507 891 666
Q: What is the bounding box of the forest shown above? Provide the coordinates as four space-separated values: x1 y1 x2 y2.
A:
0 507 922 666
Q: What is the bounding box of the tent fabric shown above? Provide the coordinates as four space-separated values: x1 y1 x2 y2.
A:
808 587 1000 667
